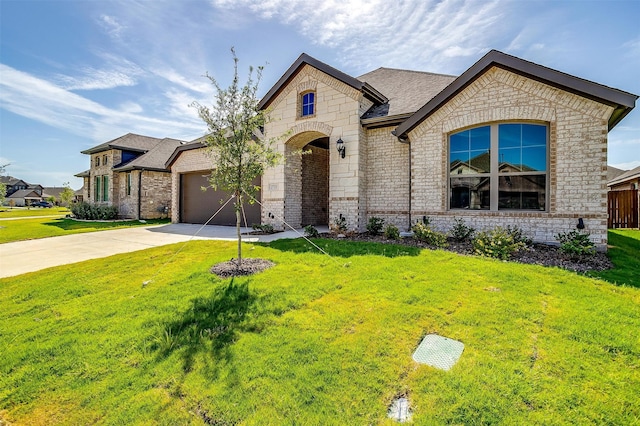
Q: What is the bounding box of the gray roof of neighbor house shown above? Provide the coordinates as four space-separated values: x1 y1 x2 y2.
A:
43 187 65 199
608 166 640 187
7 189 41 199
358 68 456 122
81 133 164 155
395 49 638 138
113 138 185 172
607 166 627 182
75 170 90 178
0 176 28 186
257 53 388 111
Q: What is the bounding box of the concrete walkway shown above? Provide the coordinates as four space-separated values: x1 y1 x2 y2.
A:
0 224 325 279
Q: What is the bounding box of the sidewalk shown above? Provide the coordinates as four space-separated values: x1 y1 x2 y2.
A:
0 224 323 279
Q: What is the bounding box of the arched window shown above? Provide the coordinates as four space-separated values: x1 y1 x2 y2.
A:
449 123 548 211
301 91 315 117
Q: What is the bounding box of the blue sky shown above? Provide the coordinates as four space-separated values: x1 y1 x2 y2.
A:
1 0 639 189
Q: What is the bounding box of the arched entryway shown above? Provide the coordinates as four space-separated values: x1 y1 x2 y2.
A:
284 130 330 228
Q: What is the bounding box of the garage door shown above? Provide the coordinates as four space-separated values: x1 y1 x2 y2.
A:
180 172 261 225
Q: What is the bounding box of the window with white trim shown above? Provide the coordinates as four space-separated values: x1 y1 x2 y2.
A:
449 123 548 211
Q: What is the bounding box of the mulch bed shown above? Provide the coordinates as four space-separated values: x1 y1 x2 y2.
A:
320 232 613 274
210 258 275 278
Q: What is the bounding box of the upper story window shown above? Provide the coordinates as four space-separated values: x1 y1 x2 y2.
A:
95 156 100 167
103 154 108 166
449 123 548 211
301 91 315 117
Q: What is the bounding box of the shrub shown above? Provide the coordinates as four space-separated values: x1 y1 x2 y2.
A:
506 225 533 246
366 217 385 236
70 202 118 220
555 230 595 257
304 224 319 238
251 223 275 234
384 224 400 240
331 215 347 233
472 227 525 260
412 222 448 248
450 217 475 241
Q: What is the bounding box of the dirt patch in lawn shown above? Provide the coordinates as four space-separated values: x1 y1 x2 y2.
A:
211 258 275 278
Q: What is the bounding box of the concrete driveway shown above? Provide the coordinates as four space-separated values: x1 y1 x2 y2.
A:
0 224 320 279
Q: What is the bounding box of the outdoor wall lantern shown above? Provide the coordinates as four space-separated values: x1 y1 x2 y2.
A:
336 138 346 159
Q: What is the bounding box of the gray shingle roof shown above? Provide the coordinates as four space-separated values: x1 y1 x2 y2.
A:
81 133 164 155
7 189 40 199
113 138 185 172
608 165 640 186
0 176 28 186
358 68 456 118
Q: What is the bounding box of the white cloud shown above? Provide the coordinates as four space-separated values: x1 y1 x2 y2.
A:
0 64 204 142
56 54 144 91
610 160 640 170
98 14 125 39
210 0 503 73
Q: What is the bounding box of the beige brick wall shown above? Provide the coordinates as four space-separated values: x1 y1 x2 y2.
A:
365 127 411 230
409 66 614 247
263 64 367 230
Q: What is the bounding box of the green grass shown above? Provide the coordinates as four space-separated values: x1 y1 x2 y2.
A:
0 207 70 218
591 229 640 288
0 217 170 243
1 239 639 424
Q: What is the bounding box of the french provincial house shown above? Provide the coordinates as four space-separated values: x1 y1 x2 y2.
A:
167 49 637 249
75 133 185 219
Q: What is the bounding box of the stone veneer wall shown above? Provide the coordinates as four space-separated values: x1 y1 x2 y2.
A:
365 127 411 230
262 64 368 231
87 149 122 205
408 66 614 248
139 171 172 219
169 147 214 223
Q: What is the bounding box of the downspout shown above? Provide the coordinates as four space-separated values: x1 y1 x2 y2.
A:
137 169 143 220
394 132 411 230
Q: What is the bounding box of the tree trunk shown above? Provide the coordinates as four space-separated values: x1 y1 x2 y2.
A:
236 192 242 269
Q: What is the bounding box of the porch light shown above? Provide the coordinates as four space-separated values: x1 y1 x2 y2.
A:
336 138 345 158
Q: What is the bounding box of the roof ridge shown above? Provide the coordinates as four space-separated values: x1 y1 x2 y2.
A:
359 67 457 79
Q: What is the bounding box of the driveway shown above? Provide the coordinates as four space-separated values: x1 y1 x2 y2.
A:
0 224 321 279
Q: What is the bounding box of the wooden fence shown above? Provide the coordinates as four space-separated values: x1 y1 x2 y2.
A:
608 189 639 228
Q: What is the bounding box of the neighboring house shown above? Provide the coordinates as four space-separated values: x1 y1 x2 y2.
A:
607 166 626 183
167 49 637 249
42 187 65 204
6 189 42 207
75 133 185 219
0 176 30 197
608 166 640 191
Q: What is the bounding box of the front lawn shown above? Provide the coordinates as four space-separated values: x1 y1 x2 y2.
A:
1 239 638 424
0 217 170 244
0 207 70 218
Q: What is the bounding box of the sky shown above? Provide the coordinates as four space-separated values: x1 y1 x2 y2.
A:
1 0 639 189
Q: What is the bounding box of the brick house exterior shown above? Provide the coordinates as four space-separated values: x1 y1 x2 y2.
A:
168 50 637 249
76 133 184 219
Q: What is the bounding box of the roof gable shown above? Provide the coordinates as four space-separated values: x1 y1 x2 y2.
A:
113 138 185 172
608 165 640 186
258 53 387 110
395 50 638 138
81 133 163 155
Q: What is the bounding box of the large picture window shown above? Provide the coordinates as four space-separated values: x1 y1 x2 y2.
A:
449 123 547 211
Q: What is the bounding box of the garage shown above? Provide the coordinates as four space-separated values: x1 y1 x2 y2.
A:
180 172 261 225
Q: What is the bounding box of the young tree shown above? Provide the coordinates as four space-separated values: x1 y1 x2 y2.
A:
191 49 282 268
0 163 8 206
60 182 75 207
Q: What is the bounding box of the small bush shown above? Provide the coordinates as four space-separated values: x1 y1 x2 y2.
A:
331 215 348 233
252 223 275 234
506 225 533 246
304 224 319 238
472 227 525 260
366 217 385 236
70 202 118 220
450 217 475 241
384 224 400 240
555 230 595 257
412 222 448 248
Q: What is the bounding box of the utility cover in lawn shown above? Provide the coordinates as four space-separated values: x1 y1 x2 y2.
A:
412 334 464 371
